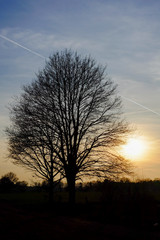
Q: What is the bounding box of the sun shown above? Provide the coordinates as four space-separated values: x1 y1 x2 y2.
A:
121 137 147 161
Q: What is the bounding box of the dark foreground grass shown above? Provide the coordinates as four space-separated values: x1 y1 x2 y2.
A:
1 200 160 240
1 191 160 240
0 191 102 205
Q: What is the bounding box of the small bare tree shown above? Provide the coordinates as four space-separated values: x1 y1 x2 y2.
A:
6 50 132 204
6 101 61 202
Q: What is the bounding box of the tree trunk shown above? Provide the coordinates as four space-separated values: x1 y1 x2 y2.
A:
67 176 76 205
49 157 54 204
49 178 53 204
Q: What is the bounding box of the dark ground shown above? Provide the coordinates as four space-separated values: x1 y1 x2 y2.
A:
1 200 160 240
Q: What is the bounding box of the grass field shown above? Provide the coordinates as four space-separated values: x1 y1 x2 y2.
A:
0 191 102 205
1 190 160 239
1 192 160 240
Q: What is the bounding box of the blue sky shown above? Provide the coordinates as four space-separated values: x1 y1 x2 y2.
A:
0 0 160 182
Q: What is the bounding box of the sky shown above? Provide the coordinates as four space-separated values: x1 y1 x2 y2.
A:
0 0 160 182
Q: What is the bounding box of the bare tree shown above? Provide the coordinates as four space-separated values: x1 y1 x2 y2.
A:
6 50 132 204
6 101 61 202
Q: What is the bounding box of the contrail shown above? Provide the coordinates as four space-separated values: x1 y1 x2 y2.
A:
121 96 160 117
0 34 46 59
1 34 160 118
123 110 149 116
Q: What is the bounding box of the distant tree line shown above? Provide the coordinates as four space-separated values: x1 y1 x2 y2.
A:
0 172 63 193
1 171 160 201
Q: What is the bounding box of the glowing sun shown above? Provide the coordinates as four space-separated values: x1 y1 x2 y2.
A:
122 137 147 160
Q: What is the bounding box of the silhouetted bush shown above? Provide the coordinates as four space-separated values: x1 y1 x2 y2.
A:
0 176 14 192
0 172 28 193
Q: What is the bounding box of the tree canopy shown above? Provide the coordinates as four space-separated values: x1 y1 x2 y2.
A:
6 49 132 203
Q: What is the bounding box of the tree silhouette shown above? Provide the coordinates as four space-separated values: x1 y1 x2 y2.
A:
0 172 18 192
3 172 18 184
6 50 132 204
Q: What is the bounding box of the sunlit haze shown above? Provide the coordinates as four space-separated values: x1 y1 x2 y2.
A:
121 137 148 161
